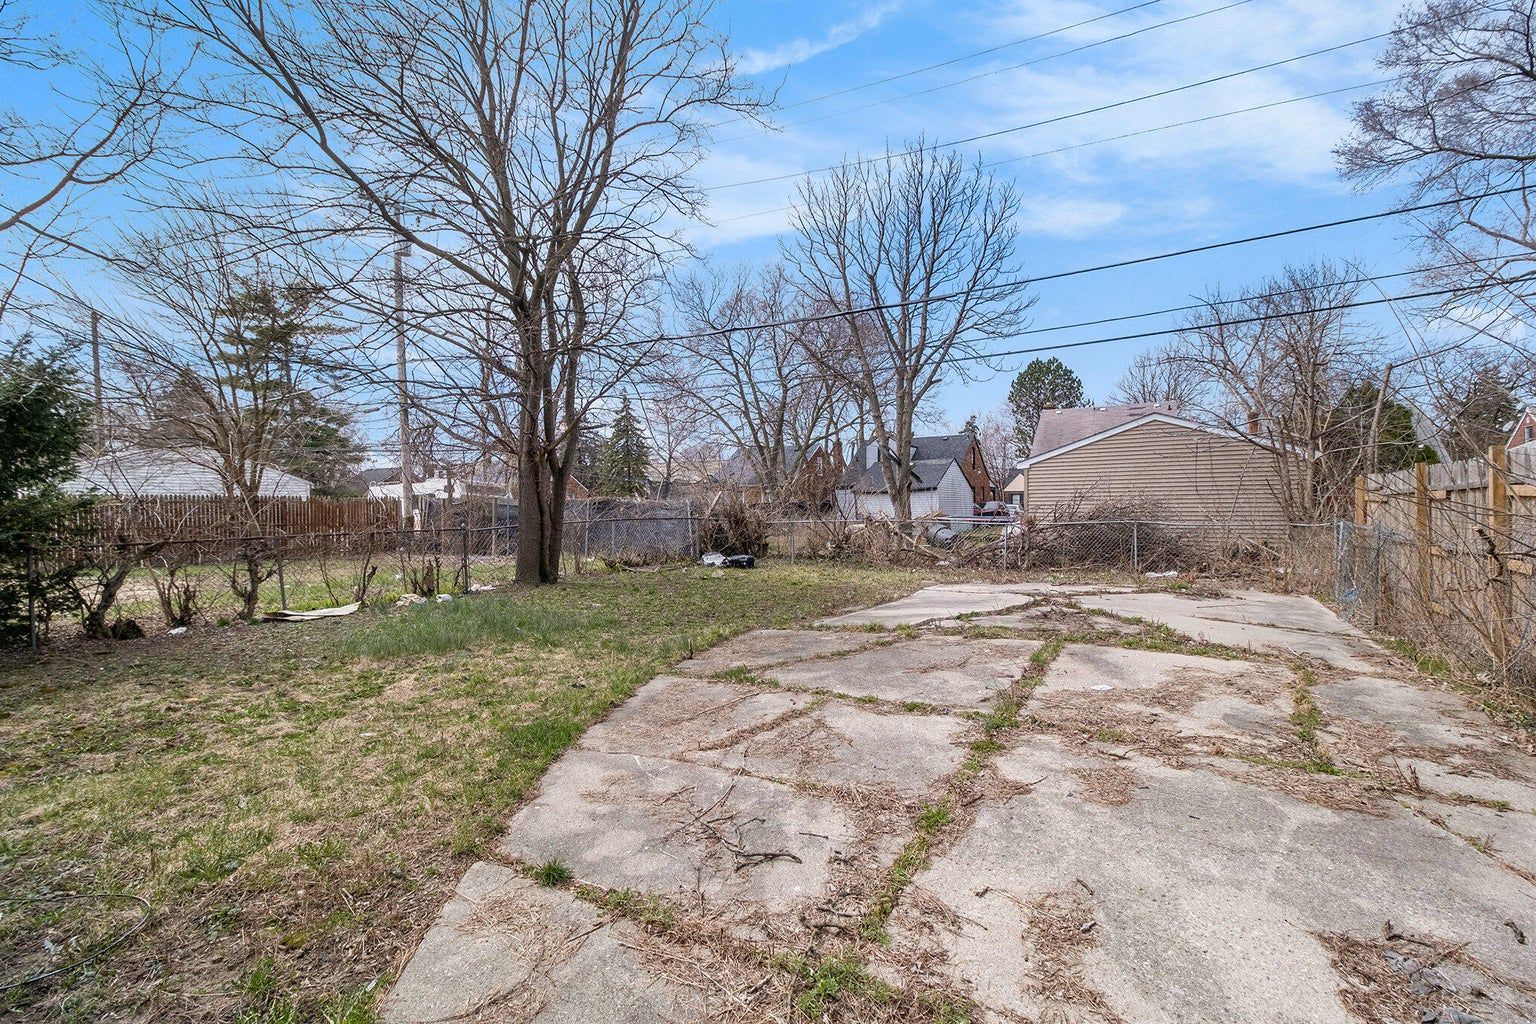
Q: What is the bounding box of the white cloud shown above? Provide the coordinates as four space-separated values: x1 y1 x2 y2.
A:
1020 196 1127 238
738 1 904 75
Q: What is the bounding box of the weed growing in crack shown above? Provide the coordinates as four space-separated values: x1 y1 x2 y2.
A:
778 950 898 1017
530 859 573 887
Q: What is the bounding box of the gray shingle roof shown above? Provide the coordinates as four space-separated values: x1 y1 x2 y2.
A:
66 448 312 498
838 433 973 494
1028 403 1182 459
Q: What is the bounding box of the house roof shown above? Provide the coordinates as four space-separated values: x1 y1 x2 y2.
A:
838 433 975 493
1028 403 1182 460
1014 412 1280 471
66 448 312 498
840 457 958 494
713 443 826 486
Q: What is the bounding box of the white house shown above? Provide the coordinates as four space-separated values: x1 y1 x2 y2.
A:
67 448 311 498
835 436 978 525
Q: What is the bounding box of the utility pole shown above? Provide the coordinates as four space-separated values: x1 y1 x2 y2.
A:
394 234 416 529
90 310 103 443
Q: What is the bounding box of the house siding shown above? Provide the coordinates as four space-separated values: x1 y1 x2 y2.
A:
1003 420 1292 538
836 462 978 528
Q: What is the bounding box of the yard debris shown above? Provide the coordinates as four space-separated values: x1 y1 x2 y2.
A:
700 551 756 569
262 602 361 622
395 593 426 607
166 626 188 636
1505 920 1527 945
1421 1009 1487 1024
434 594 453 603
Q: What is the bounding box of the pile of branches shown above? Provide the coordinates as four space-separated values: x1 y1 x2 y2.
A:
697 490 770 557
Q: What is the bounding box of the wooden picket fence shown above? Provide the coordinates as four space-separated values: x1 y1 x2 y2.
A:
1350 445 1536 686
69 495 401 544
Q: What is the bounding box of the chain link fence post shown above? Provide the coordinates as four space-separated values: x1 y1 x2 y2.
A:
276 534 288 610
460 521 470 592
1131 522 1140 574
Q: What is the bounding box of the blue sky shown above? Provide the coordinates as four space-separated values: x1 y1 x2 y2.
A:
689 0 1416 426
11 0 1428 440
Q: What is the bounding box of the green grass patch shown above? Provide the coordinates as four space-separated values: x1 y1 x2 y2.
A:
530 859 574 887
778 950 897 1018
0 563 922 1022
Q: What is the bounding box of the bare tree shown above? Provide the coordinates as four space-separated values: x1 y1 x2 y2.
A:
1338 1 1536 322
100 207 354 618
1111 347 1208 407
1169 262 1383 520
785 140 1033 520
136 0 761 583
664 262 857 500
0 0 171 322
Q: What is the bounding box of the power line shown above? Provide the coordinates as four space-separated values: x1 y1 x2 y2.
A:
662 186 1526 344
710 0 1168 129
706 31 1390 192
709 79 1387 226
714 0 1257 146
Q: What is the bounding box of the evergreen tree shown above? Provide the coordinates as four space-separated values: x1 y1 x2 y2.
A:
597 394 652 496
1329 384 1437 474
0 346 93 643
1007 357 1086 456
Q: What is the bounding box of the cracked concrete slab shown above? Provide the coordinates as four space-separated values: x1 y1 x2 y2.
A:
578 675 814 761
1396 755 1536 814
706 699 972 797
761 635 1040 708
496 749 890 929
816 585 1036 626
1412 798 1536 877
1313 674 1494 749
672 628 886 675
382 862 703 1024
1078 591 1384 670
387 578 1536 1024
886 738 1536 1023
938 602 1140 634
1035 643 1266 697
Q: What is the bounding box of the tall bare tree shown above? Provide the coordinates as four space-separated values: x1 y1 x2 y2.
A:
665 262 857 499
0 0 171 322
785 141 1033 520
100 207 355 617
137 0 761 583
1111 347 1208 407
1338 1 1536 327
1169 262 1382 520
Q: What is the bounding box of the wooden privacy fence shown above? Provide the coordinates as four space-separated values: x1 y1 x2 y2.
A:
1352 446 1536 683
69 495 401 545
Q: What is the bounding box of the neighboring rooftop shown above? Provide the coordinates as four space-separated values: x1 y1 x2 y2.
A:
838 433 975 494
1028 403 1182 460
66 448 312 498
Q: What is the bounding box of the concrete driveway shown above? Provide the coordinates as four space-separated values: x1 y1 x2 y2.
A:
383 580 1536 1024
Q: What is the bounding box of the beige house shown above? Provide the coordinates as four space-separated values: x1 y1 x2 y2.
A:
1001 409 1295 538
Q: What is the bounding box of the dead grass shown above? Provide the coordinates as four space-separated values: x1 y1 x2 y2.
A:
0 563 925 1023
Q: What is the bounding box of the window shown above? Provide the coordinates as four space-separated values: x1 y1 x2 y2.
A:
1526 424 1534 444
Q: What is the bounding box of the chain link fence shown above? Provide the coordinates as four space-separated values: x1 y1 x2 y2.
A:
23 499 1530 697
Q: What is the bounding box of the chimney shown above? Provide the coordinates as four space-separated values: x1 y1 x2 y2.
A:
1246 411 1260 435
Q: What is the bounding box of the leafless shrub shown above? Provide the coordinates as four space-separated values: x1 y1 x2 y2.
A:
151 558 200 627
697 490 770 557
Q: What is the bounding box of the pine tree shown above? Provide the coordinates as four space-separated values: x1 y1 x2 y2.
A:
1007 357 1086 456
597 394 652 496
0 346 93 642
